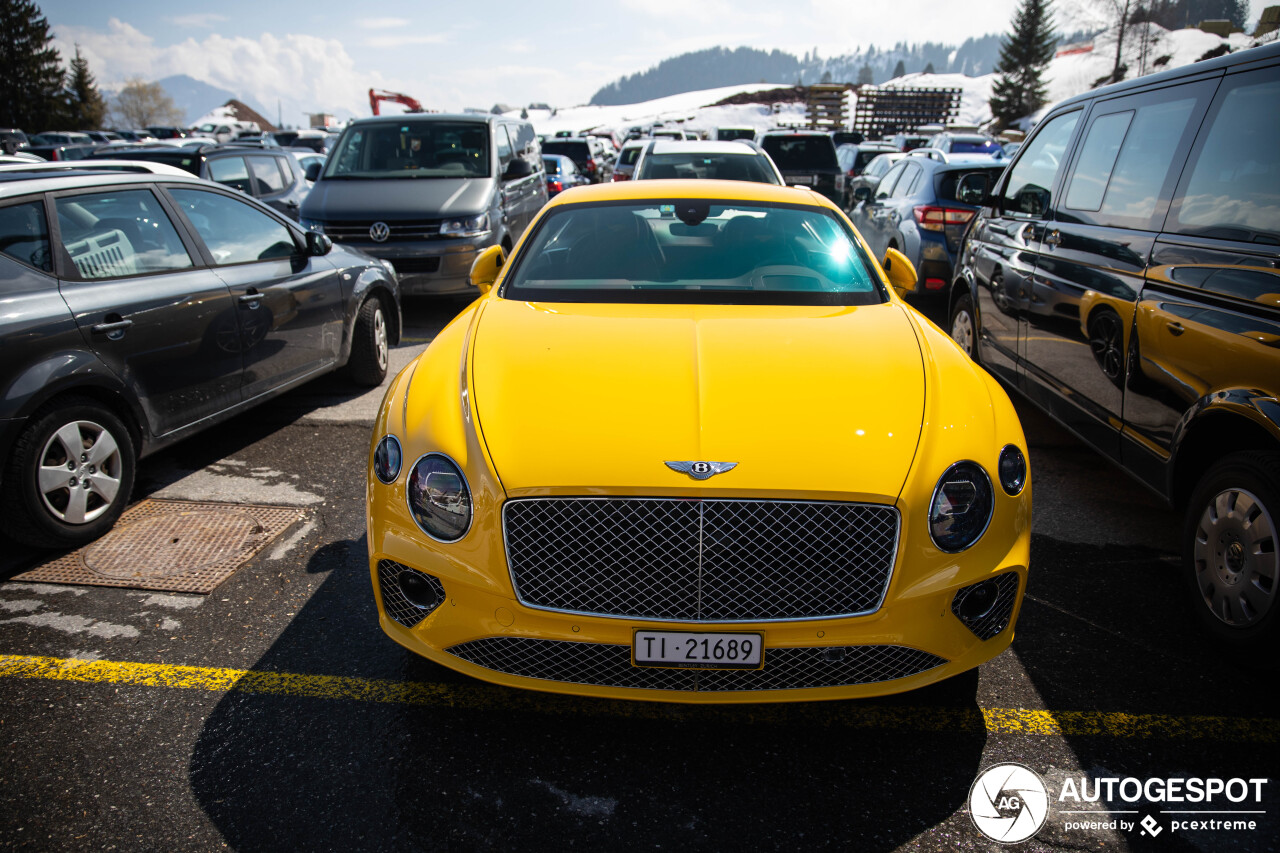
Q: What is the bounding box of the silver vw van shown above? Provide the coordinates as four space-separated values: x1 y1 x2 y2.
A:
300 114 546 295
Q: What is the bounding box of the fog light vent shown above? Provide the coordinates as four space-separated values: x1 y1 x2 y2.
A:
377 560 445 628
951 572 1020 640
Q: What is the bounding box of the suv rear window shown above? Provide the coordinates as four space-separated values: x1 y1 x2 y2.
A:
542 141 591 160
760 136 838 171
89 148 201 175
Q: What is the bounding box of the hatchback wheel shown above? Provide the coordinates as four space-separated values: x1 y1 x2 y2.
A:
347 297 389 386
1184 452 1280 649
1 398 136 549
950 293 978 361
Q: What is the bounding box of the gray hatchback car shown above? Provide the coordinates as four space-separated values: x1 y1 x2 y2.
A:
300 114 547 296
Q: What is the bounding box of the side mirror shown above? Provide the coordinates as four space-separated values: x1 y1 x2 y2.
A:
956 173 990 206
503 158 533 181
470 244 505 295
882 248 917 300
853 186 870 203
306 231 332 256
304 161 323 182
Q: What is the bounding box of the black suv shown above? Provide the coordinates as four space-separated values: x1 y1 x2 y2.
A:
87 142 308 220
757 130 842 204
540 139 612 183
0 170 400 549
951 41 1280 652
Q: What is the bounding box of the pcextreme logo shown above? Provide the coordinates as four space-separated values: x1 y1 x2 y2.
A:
968 763 1050 843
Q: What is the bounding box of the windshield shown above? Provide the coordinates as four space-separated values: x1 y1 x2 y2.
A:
637 152 780 184
760 136 838 171
503 200 884 306
324 121 490 179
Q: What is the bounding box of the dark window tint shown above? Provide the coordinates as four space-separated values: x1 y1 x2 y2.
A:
248 156 287 193
949 138 1002 155
619 146 642 166
208 156 252 193
855 149 890 171
542 157 561 174
638 152 779 184
1200 267 1280 307
169 188 296 265
1000 110 1079 217
0 200 51 272
1171 70 1280 244
87 148 201 174
542 141 590 160
938 167 1007 204
760 136 839 170
55 190 193 279
1064 92 1200 229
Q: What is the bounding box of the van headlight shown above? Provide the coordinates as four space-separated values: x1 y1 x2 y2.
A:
406 454 472 542
439 213 490 238
929 461 994 553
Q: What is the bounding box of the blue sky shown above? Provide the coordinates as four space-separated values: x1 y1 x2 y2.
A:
42 0 1027 122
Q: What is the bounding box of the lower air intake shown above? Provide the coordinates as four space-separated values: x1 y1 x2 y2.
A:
951 572 1020 640
446 637 947 692
377 560 445 628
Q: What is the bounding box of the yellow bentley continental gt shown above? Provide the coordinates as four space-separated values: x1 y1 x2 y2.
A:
366 179 1031 703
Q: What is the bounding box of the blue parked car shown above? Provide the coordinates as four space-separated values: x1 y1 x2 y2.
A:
542 154 589 198
848 150 1006 309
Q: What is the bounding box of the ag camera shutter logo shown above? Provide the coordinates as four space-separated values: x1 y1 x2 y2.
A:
969 763 1050 843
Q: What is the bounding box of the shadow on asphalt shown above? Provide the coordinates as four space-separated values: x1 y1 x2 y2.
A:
187 540 988 851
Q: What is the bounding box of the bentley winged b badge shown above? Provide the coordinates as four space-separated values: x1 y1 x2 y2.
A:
664 461 738 481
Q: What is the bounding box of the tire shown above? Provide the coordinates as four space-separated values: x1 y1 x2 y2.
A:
347 297 390 387
949 292 979 362
1086 307 1125 388
1182 451 1280 651
0 397 136 550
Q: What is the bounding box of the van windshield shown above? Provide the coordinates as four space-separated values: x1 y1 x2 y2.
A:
324 121 490 179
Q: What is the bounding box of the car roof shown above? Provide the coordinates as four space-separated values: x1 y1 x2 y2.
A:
0 170 210 196
647 140 760 155
540 177 835 210
0 160 192 177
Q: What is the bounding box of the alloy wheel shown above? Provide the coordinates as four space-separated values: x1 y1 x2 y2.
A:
37 419 124 525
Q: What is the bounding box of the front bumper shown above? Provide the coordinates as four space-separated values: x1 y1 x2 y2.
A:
335 237 488 296
368 542 1027 704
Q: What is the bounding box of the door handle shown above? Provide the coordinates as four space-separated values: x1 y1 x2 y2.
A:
1166 321 1185 336
1044 229 1062 247
90 317 133 337
239 288 264 306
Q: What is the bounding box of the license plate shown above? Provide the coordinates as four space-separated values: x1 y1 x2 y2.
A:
788 175 814 185
632 630 764 669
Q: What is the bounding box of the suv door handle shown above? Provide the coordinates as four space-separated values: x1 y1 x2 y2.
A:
1044 229 1062 246
239 288 264 306
90 316 133 337
1166 321 1185 336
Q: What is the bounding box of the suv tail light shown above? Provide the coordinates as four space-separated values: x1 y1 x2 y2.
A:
913 206 976 231
548 179 563 193
613 172 629 181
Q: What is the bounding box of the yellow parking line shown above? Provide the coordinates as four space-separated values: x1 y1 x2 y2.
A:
1 654 1273 742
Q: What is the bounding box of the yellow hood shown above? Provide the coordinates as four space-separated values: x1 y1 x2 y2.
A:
470 298 925 502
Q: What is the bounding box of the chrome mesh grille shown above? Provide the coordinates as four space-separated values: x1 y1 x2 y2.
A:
951 571 1020 640
376 560 445 628
446 637 947 691
504 498 900 622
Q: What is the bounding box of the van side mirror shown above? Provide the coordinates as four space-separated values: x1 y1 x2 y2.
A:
882 248 917 299
503 159 533 181
470 244 505 295
956 173 990 206
304 161 323 182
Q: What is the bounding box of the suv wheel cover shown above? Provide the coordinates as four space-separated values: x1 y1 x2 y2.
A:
1192 487 1278 627
37 419 124 525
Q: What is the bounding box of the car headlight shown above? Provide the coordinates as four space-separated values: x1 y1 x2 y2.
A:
406 453 472 542
929 461 994 553
998 445 1027 495
299 218 324 233
439 213 490 238
373 435 402 484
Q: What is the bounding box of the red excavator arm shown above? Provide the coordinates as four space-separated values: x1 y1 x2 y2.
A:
369 89 425 116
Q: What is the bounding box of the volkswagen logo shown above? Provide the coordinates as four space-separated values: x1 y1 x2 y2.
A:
369 221 390 243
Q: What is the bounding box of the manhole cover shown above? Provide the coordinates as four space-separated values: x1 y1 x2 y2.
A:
11 500 307 593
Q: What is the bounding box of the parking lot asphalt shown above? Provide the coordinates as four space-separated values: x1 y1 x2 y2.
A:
0 296 1275 852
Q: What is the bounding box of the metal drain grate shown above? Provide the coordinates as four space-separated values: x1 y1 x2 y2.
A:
10 500 307 593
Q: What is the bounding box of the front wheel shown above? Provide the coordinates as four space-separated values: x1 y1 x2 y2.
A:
1183 452 1280 652
950 292 979 362
347 297 389 387
1 397 136 549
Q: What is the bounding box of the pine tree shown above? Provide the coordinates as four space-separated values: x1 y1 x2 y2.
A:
0 0 66 130
924 62 936 74
893 60 907 79
989 0 1057 129
857 65 874 85
66 46 107 129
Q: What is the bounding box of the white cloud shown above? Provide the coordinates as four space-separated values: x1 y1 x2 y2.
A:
362 34 448 48
358 17 411 29
52 18 413 123
166 13 227 28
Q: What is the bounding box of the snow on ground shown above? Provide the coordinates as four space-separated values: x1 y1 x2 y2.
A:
507 24 1259 141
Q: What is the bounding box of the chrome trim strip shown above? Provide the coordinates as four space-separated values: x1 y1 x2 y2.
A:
501 496 902 624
